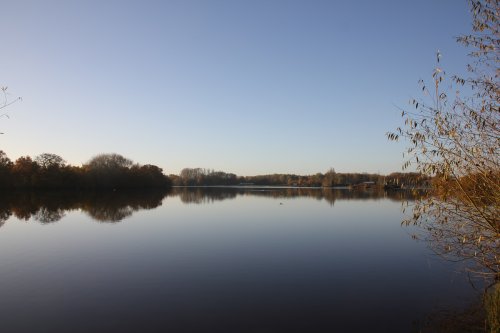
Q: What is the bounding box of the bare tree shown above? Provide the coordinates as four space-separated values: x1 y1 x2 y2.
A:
85 153 134 170
0 86 21 134
35 153 66 169
388 0 499 277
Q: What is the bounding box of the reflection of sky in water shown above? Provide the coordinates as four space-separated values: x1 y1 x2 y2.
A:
0 190 480 333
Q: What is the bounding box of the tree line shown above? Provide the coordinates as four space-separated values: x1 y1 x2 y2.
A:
170 167 428 188
0 152 428 190
0 151 172 190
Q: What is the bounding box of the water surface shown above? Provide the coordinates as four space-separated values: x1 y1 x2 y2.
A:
0 188 480 332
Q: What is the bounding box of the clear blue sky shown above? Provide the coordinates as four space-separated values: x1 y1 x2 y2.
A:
1 0 472 176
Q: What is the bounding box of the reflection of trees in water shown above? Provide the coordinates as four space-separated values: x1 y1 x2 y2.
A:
78 191 167 223
416 282 499 333
0 190 169 225
169 187 238 204
242 188 420 205
34 207 66 224
0 188 420 227
418 299 485 333
0 199 12 227
169 187 420 206
0 212 10 228
84 206 133 223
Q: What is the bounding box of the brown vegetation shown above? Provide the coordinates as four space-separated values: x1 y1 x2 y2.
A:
172 167 426 188
388 0 499 277
0 151 172 190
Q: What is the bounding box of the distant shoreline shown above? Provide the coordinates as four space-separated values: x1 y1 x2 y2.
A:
171 185 427 190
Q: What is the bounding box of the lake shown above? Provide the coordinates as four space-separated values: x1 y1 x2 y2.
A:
0 188 483 333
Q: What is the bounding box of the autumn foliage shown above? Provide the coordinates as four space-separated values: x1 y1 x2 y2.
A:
389 0 499 277
0 151 172 190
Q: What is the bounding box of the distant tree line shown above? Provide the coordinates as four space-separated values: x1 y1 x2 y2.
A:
0 151 428 190
170 168 239 186
171 167 428 188
0 151 172 190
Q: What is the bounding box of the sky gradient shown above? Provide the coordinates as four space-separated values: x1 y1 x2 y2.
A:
1 0 472 176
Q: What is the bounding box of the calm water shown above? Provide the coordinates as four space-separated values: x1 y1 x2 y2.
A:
0 188 481 333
